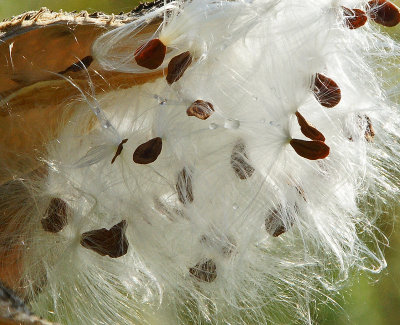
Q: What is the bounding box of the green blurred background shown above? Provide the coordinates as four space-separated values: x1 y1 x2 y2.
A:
0 0 399 324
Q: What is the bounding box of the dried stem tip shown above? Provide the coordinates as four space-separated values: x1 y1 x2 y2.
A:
41 198 69 233
313 73 341 108
295 111 325 142
186 100 214 120
166 51 193 85
342 7 368 29
368 0 400 27
189 259 217 283
134 39 166 69
133 137 163 164
80 221 129 258
290 139 330 160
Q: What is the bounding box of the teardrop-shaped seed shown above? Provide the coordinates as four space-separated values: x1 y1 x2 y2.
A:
41 198 69 233
313 73 341 108
231 141 255 179
368 0 400 27
295 111 325 142
290 139 330 160
166 51 192 85
189 259 217 283
265 207 294 237
186 100 214 120
134 39 166 69
80 221 129 258
111 139 128 164
364 115 375 142
342 7 368 29
133 137 162 164
176 168 194 204
60 56 94 74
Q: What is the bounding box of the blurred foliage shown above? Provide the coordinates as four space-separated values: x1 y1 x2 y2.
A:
0 0 399 324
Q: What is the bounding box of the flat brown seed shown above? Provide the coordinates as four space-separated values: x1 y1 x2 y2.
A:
364 115 376 142
59 56 94 74
133 137 162 164
41 198 69 233
111 138 128 164
134 38 166 69
313 73 341 108
231 141 255 180
166 51 193 85
176 168 194 204
265 207 295 237
368 0 400 27
189 259 217 283
342 7 368 29
290 139 330 160
295 111 325 142
186 100 214 120
80 220 129 258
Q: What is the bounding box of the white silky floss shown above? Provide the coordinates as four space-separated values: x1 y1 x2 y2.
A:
23 0 400 324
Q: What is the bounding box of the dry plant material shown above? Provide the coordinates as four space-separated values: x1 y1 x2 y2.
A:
295 111 325 142
189 259 217 283
111 139 128 164
59 56 94 74
313 73 341 108
133 137 163 164
364 115 375 142
166 51 193 84
265 208 293 237
290 139 330 160
186 100 214 120
80 220 129 258
231 141 255 179
134 38 166 69
368 0 400 27
176 168 194 204
41 198 69 233
342 7 368 29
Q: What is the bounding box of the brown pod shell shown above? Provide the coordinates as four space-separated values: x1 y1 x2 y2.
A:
368 0 400 27
111 138 128 164
230 141 255 180
295 111 325 142
133 137 162 164
290 139 330 160
186 100 214 120
313 73 341 108
134 38 166 69
80 220 129 258
342 7 368 29
166 51 193 85
176 168 194 204
189 259 217 283
41 198 69 233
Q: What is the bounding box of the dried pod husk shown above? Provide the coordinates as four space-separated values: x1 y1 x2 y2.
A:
342 7 368 29
186 100 214 120
59 56 94 74
295 111 325 142
111 139 128 164
231 141 255 179
313 73 341 108
41 198 69 233
368 0 400 27
166 51 193 84
176 168 194 204
80 221 129 258
134 38 166 69
189 259 217 283
133 137 162 164
290 139 330 160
